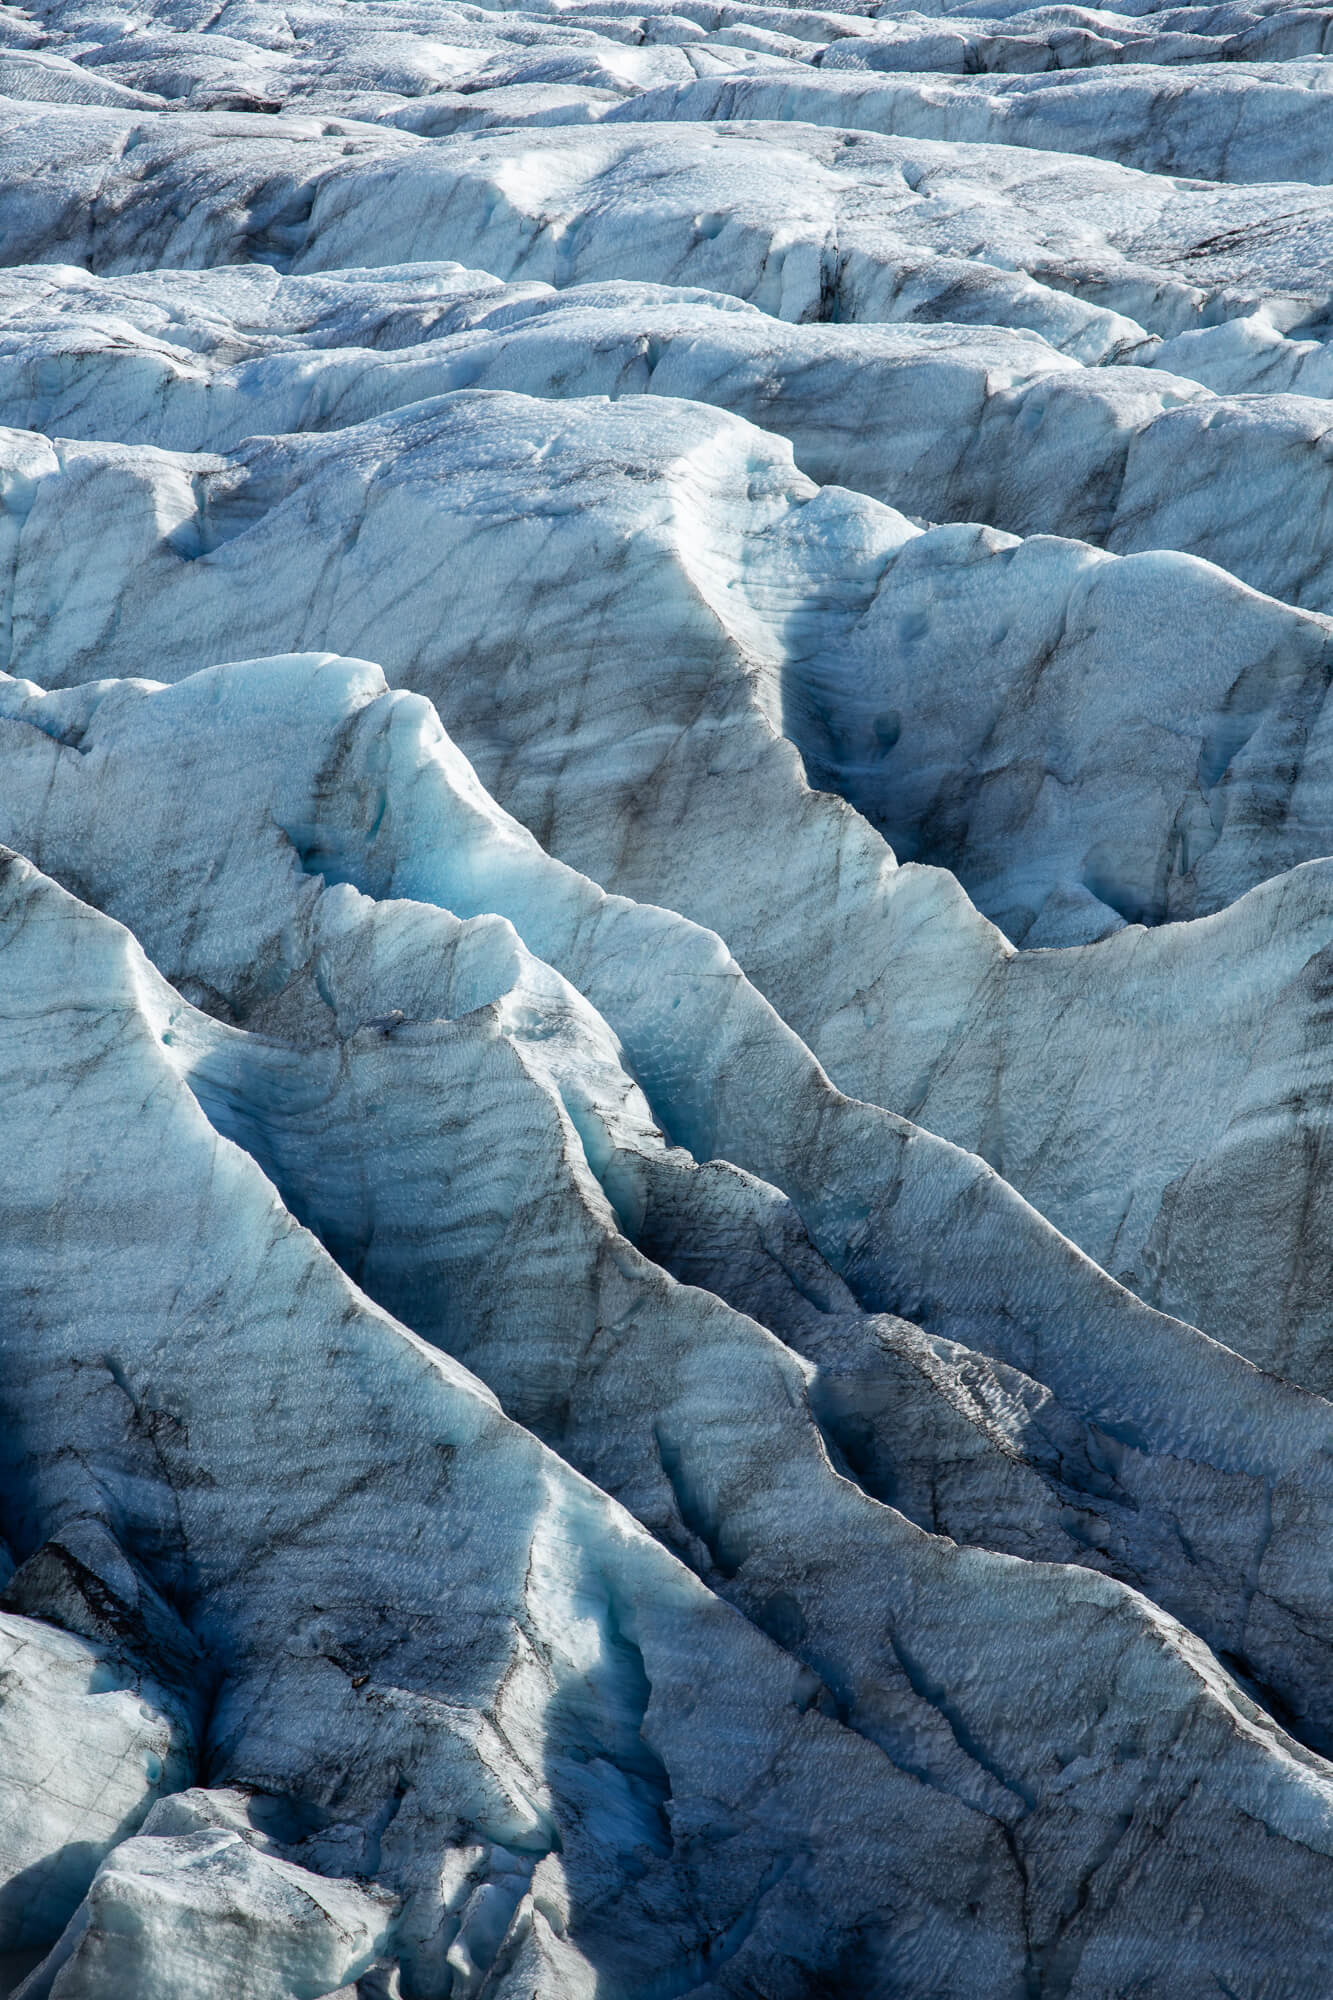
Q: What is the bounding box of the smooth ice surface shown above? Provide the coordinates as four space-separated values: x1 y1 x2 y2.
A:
6 0 1333 1993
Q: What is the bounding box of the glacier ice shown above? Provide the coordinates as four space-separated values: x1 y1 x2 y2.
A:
6 0 1333 1991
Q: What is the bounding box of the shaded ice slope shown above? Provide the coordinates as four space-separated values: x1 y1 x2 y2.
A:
17 847 1333 1998
0 854 1032 2000
0 1599 195 1967
9 398 1333 1370
607 62 1333 186
15 652 1333 1757
10 266 1333 618
11 0 1333 114
5 100 1326 352
11 389 1333 942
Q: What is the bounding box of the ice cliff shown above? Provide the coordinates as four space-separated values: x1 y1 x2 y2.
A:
3 0 1333 1992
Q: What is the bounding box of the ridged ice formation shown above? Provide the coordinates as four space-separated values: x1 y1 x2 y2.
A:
4 0 1333 1994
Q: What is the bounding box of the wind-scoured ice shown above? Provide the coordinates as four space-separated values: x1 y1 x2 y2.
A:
5 0 1333 1993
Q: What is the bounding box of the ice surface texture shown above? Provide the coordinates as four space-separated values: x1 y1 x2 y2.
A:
4 0 1333 1994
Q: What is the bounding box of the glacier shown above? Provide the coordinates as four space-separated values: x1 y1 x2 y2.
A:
5 0 1333 1992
